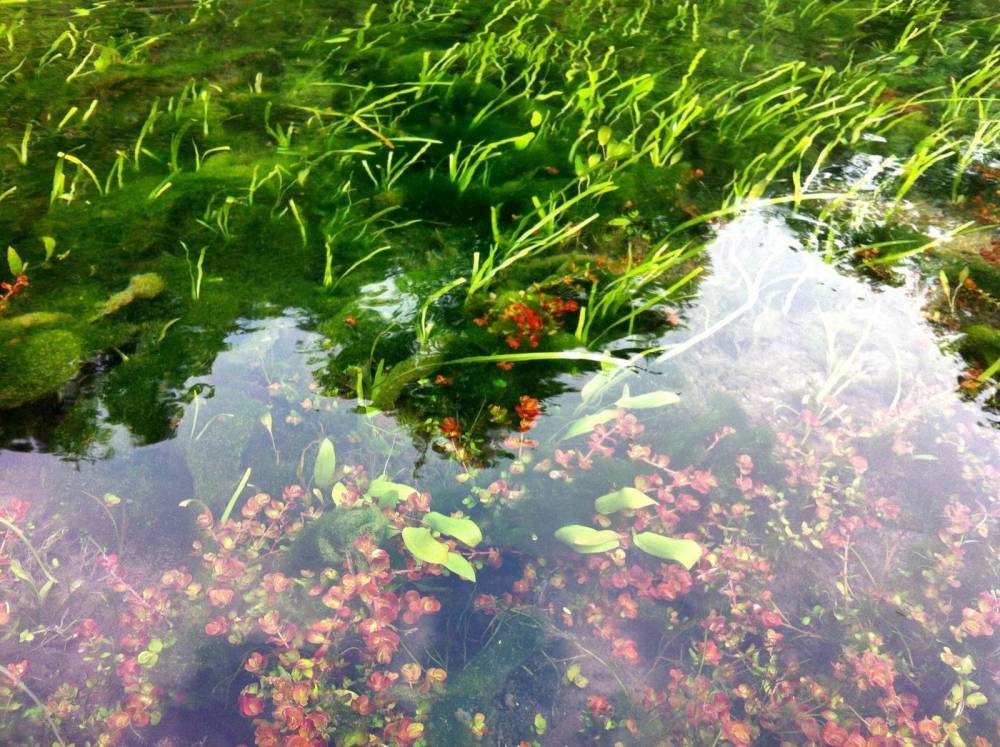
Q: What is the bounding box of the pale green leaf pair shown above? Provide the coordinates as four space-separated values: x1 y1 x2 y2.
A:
424 511 482 547
554 523 702 569
402 525 477 582
367 476 419 506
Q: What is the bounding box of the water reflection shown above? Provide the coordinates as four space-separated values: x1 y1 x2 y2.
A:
2 211 999 743
661 209 996 428
3 209 998 563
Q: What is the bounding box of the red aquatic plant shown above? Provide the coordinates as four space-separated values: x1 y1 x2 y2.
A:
4 382 1000 746
0 274 28 314
514 395 541 431
440 416 462 439
476 291 579 350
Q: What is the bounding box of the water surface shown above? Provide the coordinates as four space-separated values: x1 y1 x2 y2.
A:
1 1 999 745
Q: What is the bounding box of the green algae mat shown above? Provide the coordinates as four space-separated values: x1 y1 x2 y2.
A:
1 1 1000 745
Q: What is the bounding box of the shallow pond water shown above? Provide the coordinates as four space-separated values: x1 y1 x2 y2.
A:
1 1 1000 746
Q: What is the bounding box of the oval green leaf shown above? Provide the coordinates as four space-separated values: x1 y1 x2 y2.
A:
606 140 632 160
330 482 349 505
615 390 680 410
7 246 23 276
632 532 703 569
554 524 621 548
424 511 482 547
595 487 657 515
368 477 419 506
444 551 476 582
402 527 450 565
512 132 535 150
562 409 619 440
573 538 621 554
9 559 30 583
313 438 337 489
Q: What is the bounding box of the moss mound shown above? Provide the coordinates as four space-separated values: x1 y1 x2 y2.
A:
0 329 84 409
959 324 1000 367
95 273 166 318
0 311 72 335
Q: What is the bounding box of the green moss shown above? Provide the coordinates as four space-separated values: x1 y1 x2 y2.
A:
95 273 167 318
427 613 548 745
0 329 83 409
959 325 1000 367
100 46 281 85
0 311 71 336
285 504 390 571
955 256 1000 300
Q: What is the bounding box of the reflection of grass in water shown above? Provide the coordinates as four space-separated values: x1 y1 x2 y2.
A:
0 0 997 446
